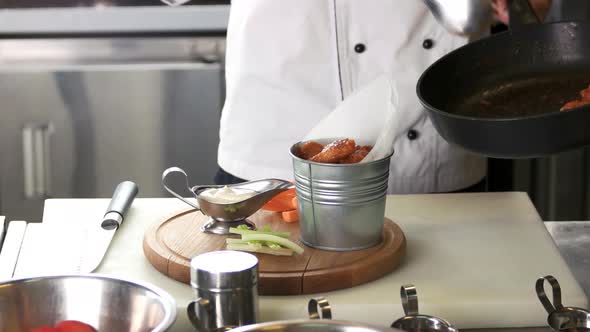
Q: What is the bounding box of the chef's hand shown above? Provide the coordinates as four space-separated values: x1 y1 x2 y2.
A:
492 0 552 24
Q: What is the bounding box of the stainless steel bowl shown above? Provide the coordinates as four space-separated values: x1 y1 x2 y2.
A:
0 274 177 332
229 319 398 332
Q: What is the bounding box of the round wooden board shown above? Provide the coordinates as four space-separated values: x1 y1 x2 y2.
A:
143 209 406 295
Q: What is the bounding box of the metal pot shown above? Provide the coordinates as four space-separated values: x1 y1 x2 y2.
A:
229 297 398 332
229 319 399 332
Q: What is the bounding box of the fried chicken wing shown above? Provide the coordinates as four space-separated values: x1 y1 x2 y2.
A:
561 100 590 111
297 141 324 160
357 145 372 153
580 85 590 101
309 138 356 163
339 145 372 164
561 84 590 111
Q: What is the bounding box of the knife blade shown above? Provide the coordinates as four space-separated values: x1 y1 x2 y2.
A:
0 220 27 280
10 181 138 279
0 216 7 251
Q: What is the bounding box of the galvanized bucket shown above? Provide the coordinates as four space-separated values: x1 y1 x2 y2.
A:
290 139 393 251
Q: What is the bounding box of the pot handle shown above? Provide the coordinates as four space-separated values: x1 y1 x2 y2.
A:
308 297 332 320
400 285 419 316
536 275 564 314
162 167 201 210
187 298 211 331
508 0 541 29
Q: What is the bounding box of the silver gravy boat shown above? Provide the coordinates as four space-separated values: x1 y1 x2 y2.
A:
536 275 590 332
162 167 293 235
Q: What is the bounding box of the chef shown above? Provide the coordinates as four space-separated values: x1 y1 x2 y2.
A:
215 0 550 193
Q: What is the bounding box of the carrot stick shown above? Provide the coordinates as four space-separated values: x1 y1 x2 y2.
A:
262 189 297 212
281 209 299 223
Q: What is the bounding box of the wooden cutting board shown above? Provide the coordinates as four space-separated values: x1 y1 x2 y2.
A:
143 209 406 295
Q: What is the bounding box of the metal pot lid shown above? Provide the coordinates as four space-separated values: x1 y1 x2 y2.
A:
228 319 400 332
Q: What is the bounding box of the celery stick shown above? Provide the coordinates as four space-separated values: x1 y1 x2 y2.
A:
267 243 281 249
226 238 248 244
226 238 280 248
241 234 304 255
227 238 286 250
227 243 294 256
228 227 290 238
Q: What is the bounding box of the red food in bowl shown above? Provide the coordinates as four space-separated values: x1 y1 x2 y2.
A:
31 320 96 332
31 327 57 332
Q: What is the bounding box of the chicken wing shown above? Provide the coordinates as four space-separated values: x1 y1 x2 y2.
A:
340 145 372 164
561 100 590 111
309 138 356 163
297 141 324 160
580 85 590 101
560 84 590 111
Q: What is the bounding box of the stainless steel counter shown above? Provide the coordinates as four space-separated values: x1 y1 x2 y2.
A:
545 222 590 298
467 221 590 332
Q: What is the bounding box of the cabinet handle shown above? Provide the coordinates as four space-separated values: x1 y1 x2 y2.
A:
22 124 53 199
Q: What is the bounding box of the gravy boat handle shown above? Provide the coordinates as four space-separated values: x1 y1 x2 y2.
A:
400 285 419 316
162 167 201 210
308 297 332 320
536 275 564 314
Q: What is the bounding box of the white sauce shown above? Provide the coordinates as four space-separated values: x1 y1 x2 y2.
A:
199 186 256 204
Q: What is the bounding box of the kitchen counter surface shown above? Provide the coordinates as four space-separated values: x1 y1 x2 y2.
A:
39 192 590 332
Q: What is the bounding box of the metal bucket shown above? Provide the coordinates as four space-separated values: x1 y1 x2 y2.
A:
290 139 393 251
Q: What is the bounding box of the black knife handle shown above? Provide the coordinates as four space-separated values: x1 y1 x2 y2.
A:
102 181 139 230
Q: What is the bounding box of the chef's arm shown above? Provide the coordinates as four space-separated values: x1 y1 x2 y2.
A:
492 0 553 24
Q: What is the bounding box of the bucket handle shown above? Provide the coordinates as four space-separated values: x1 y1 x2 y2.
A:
162 167 200 210
400 285 419 316
308 297 332 320
536 275 564 314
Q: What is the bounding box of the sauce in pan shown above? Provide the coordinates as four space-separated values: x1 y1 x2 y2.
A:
452 73 590 118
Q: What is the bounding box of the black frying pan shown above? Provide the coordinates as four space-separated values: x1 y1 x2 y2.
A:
417 0 590 158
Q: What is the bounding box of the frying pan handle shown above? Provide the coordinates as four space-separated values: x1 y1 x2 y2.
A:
508 0 541 29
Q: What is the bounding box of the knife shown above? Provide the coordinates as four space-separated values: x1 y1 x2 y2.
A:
81 180 139 273
0 220 27 280
9 181 138 279
0 216 7 251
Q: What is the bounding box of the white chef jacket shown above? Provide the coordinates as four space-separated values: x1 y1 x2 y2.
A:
218 0 487 194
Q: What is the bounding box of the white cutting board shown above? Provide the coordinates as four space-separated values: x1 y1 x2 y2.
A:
40 193 588 330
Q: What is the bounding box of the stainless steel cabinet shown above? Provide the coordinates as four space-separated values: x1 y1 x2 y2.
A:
0 37 225 221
